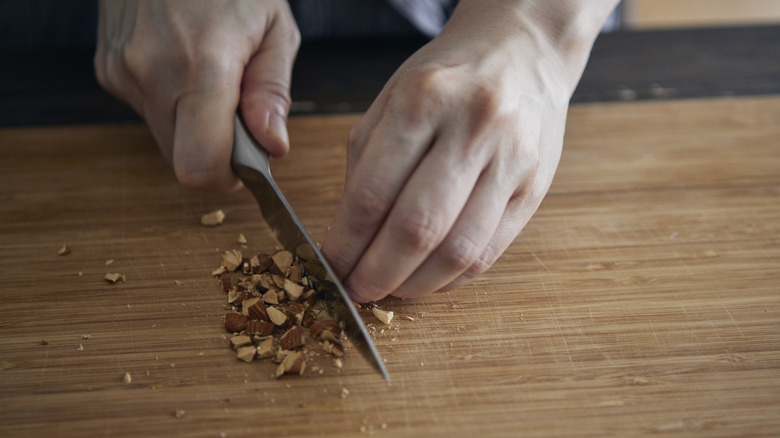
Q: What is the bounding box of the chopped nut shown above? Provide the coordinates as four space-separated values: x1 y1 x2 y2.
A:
271 250 293 272
104 273 125 284
123 372 132 384
272 274 286 289
174 280 183 286
174 410 186 419
236 345 256 363
322 340 345 358
284 279 305 301
246 300 268 321
262 290 279 305
200 209 226 226
256 338 275 359
279 326 305 350
246 320 274 336
340 387 349 398
251 253 274 273
212 266 228 277
295 244 316 261
287 302 307 325
310 320 342 339
76 344 84 351
222 250 243 272
333 358 343 369
372 307 394 325
301 289 317 306
57 245 71 256
41 339 49 346
105 259 114 266
267 306 288 326
229 335 252 350
224 312 249 333
237 233 247 244
275 351 307 377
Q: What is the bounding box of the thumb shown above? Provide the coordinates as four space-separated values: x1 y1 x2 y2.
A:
240 9 300 158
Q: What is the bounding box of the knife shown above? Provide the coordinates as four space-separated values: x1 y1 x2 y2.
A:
231 113 389 382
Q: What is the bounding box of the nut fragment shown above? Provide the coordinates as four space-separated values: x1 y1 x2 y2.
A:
279 326 305 350
256 338 275 359
250 253 274 273
224 312 249 333
236 345 256 363
283 279 304 301
222 250 243 272
123 372 132 384
58 245 71 256
267 306 288 326
262 290 279 305
322 340 345 358
246 300 268 321
104 273 125 284
271 250 293 272
237 233 247 244
372 307 394 325
245 320 274 336
275 351 307 377
229 334 252 350
201 209 226 226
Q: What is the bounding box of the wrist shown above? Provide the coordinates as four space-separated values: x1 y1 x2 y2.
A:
444 0 619 96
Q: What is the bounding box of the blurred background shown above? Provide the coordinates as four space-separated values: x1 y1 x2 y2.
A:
1 0 778 126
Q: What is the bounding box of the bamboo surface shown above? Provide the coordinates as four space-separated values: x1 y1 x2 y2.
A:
1 96 778 437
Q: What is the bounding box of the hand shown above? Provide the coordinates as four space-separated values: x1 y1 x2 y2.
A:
321 0 617 302
94 0 300 192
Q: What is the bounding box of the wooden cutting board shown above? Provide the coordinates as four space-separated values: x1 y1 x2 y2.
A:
1 96 778 437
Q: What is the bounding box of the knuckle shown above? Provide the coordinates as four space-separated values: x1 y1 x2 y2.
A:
439 234 483 273
389 67 452 126
346 185 392 227
394 209 445 253
464 249 493 279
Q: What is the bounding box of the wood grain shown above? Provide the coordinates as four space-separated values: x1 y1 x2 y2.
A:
1 96 778 437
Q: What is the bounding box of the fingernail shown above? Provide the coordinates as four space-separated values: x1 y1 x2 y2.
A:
268 113 289 149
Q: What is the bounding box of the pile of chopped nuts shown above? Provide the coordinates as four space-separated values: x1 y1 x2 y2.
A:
214 248 347 378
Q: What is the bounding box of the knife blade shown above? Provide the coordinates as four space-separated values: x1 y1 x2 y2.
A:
231 113 389 382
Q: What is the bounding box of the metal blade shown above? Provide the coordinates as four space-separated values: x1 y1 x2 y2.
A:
232 114 389 382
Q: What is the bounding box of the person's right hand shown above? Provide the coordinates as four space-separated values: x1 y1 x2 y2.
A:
94 0 300 192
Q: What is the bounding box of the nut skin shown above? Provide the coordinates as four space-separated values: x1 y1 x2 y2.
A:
247 301 269 322
279 326 305 350
224 311 249 333
245 319 275 336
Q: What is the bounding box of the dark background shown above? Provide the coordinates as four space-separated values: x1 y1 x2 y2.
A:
1 0 778 127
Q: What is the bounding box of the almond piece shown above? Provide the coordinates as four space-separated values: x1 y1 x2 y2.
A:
246 300 268 321
58 245 71 256
275 351 307 378
237 233 247 244
236 345 256 363
123 372 132 384
224 311 248 333
271 250 294 273
267 306 288 326
283 279 305 301
372 307 394 325
221 273 238 293
256 338 275 359
310 320 342 339
301 289 317 306
286 264 303 283
295 243 316 261
279 326 305 350
322 340 345 358
222 250 243 272
251 253 274 273
262 290 279 305
104 273 125 284
287 302 307 325
200 209 226 226
229 334 252 350
245 320 274 336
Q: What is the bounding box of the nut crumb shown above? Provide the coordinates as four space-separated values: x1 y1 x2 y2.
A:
104 273 125 284
81 334 91 340
76 344 84 351
57 245 71 256
341 387 349 398
237 233 247 244
41 339 48 346
123 372 132 384
372 307 394 325
105 259 114 266
174 410 186 419
201 209 226 226
174 280 183 286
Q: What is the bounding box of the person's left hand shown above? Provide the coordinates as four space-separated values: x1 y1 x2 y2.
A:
320 2 593 302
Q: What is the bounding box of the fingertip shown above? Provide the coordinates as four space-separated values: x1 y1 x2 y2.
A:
240 108 290 158
345 276 388 304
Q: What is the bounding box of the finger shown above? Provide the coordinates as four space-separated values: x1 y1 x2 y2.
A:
172 68 243 192
240 4 300 158
439 187 540 292
343 135 488 302
320 116 438 281
391 161 516 297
